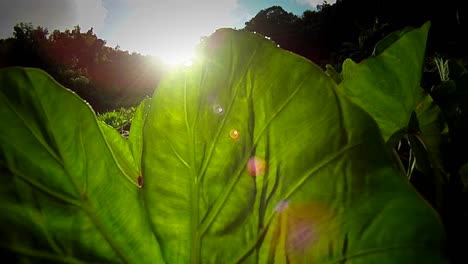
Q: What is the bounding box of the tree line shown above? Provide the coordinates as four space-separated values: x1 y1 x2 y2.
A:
0 23 165 112
244 0 466 71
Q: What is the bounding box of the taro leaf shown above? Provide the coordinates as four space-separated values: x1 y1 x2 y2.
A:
97 97 152 184
414 94 447 171
373 26 413 56
99 121 140 180
404 93 448 179
0 27 449 264
407 94 447 212
128 97 151 173
340 22 430 141
0 68 164 263
141 28 448 263
325 64 342 84
405 111 431 176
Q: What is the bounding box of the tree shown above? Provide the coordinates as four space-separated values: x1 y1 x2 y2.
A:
0 23 52 69
0 23 164 112
244 6 301 48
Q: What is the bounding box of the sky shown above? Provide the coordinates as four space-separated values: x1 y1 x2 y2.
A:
0 0 335 65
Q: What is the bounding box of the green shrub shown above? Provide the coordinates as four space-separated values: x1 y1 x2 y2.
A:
97 106 136 137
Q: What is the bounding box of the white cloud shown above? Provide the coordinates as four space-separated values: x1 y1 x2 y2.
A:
0 0 107 38
296 0 336 8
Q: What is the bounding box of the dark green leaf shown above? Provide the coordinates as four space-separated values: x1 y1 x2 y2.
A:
340 22 430 141
411 94 448 212
415 94 447 171
325 64 342 84
373 27 413 56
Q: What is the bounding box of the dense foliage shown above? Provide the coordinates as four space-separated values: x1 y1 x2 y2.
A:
0 23 164 112
97 106 137 138
244 0 467 69
0 22 452 263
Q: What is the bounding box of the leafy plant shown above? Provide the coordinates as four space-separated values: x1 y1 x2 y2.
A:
0 22 449 263
97 106 137 138
337 22 449 210
434 57 450 82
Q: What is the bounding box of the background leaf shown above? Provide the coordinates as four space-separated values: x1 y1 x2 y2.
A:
373 26 413 56
339 22 430 141
415 94 447 171
128 97 152 175
99 121 140 181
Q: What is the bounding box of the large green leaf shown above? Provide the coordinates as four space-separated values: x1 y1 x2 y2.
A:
0 27 448 263
0 68 163 263
339 22 430 141
339 22 448 212
141 28 447 262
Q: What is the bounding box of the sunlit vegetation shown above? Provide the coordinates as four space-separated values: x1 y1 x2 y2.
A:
97 106 137 138
0 0 467 262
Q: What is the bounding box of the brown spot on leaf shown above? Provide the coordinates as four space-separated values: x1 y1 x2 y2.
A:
138 176 144 188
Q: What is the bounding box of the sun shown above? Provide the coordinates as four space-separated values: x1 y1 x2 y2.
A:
140 30 202 68
108 10 228 68
156 46 196 67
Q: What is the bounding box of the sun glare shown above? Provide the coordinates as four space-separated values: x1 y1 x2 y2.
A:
140 31 202 67
157 47 196 67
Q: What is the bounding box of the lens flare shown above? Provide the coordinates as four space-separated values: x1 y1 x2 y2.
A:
247 156 266 176
275 200 289 212
213 104 224 114
272 201 336 259
229 129 239 140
